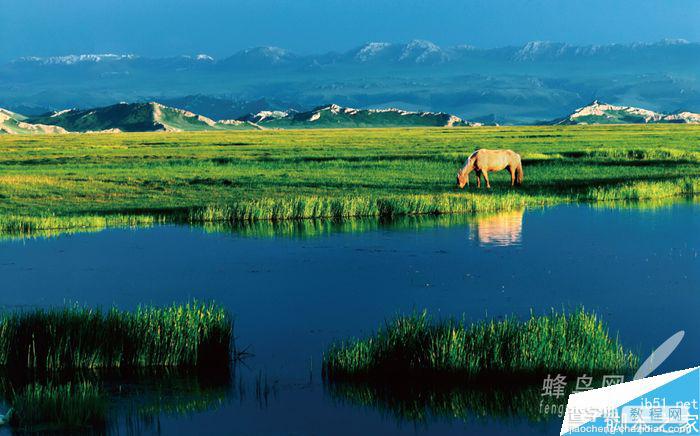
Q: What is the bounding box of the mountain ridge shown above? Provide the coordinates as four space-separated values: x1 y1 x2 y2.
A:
552 101 700 125
10 39 697 66
0 102 479 134
3 39 698 124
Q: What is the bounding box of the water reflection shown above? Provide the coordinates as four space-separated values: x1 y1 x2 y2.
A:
1 197 696 243
0 368 244 434
469 209 525 247
325 380 564 426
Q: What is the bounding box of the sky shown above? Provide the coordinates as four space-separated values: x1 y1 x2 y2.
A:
1 0 699 61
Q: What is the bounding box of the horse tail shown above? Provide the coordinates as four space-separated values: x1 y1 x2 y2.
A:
515 159 524 185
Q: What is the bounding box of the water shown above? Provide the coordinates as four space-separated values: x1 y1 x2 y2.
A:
0 202 698 435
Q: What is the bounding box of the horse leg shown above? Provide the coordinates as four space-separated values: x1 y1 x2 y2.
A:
482 170 491 188
476 171 481 188
509 166 516 186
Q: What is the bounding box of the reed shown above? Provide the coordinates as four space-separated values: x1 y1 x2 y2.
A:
323 309 638 381
0 301 233 371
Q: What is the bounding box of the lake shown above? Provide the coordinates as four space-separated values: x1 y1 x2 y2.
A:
0 201 698 435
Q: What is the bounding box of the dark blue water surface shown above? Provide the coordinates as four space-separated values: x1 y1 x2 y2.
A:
0 202 698 435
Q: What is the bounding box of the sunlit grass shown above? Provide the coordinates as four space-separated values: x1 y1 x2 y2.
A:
323 309 638 381
0 125 698 236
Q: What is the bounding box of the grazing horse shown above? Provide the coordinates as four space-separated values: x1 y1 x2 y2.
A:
457 149 523 188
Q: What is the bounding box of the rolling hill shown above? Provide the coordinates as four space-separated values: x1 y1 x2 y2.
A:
0 108 68 134
23 102 258 133
0 102 478 133
552 101 700 125
245 104 479 128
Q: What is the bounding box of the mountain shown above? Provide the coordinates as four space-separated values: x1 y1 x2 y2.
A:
250 104 478 128
552 101 700 125
24 102 257 132
2 40 698 124
0 108 68 134
156 95 302 120
1 102 476 133
348 40 449 64
219 47 297 68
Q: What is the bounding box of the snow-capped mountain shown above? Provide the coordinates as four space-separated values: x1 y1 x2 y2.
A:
246 103 479 128
552 101 700 124
2 40 698 124
348 40 449 64
14 54 138 65
219 46 297 67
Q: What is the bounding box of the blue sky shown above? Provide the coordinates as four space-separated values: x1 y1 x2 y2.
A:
1 0 699 60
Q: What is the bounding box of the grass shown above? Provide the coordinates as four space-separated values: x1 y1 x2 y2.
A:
0 301 233 371
8 381 108 430
322 309 638 382
0 125 698 236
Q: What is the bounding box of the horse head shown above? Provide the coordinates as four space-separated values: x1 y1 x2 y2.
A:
457 170 468 188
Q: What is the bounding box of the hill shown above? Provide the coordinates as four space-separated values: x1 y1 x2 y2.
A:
0 108 68 134
247 104 479 128
552 101 700 125
0 102 477 133
24 102 258 133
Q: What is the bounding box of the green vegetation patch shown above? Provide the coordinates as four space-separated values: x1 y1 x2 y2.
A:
323 309 638 381
0 301 233 371
0 125 699 237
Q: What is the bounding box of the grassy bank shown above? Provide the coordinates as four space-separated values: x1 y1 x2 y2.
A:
322 309 638 381
0 125 699 235
0 301 233 371
8 382 107 430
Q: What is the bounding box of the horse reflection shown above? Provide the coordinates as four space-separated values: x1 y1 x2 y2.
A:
470 209 524 247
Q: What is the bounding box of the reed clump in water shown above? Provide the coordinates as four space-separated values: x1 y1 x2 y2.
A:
8 382 108 430
0 301 233 371
323 309 638 381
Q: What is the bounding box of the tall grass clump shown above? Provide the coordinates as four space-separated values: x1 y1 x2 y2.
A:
8 381 107 430
187 192 543 224
323 309 638 382
0 301 233 371
0 213 158 238
585 177 699 202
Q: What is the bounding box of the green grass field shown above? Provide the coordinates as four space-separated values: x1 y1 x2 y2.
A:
1 125 699 235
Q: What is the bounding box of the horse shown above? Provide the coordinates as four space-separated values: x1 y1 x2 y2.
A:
457 149 523 189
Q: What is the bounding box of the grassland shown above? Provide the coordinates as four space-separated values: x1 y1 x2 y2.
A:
322 309 638 382
0 301 233 371
0 125 699 235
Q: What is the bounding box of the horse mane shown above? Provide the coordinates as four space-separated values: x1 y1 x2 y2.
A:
459 151 478 174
